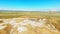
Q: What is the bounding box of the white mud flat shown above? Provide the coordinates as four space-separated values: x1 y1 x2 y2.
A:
0 18 60 34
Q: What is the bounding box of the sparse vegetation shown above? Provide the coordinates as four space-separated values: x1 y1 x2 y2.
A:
0 11 60 34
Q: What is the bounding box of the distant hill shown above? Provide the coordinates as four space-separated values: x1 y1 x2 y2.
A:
0 10 60 12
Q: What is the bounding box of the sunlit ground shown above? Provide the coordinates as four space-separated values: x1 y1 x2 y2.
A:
0 12 60 34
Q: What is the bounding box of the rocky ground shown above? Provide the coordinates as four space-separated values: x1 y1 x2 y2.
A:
0 17 60 34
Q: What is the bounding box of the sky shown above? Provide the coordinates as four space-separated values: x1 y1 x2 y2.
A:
0 0 60 11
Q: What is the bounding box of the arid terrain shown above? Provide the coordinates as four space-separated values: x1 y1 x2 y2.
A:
0 12 60 34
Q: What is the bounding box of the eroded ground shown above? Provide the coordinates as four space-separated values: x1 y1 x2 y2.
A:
0 17 60 34
0 12 60 34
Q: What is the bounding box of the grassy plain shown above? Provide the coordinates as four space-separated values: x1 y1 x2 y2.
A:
0 11 60 34
0 11 60 18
